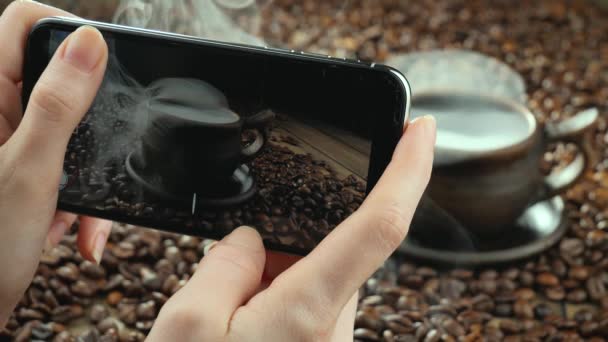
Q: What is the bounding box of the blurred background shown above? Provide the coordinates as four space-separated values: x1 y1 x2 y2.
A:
1 0 608 341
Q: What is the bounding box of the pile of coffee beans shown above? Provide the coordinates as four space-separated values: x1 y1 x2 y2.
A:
3 0 608 340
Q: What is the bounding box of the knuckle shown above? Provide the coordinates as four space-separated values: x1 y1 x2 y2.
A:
278 287 335 341
157 300 203 332
29 80 76 124
372 203 410 252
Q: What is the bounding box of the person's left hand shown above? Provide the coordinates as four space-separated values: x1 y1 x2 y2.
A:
0 1 111 327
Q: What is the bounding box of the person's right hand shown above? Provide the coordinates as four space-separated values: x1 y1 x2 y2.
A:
148 115 436 341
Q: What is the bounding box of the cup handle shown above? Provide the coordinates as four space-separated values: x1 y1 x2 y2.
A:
538 107 598 199
241 109 276 161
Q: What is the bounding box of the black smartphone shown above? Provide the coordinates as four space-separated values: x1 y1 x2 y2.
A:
23 17 411 255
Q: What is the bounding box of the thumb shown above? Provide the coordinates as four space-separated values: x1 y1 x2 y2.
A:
150 227 266 340
10 25 107 178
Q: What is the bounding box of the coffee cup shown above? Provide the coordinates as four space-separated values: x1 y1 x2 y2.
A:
130 78 274 198
413 92 598 236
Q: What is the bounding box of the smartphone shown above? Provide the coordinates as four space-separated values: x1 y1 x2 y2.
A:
23 17 411 255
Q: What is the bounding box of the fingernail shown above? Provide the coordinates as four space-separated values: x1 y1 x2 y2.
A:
42 236 54 255
411 115 436 136
203 241 218 255
92 231 108 265
62 26 105 72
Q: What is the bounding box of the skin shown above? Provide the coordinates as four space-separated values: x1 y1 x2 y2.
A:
0 1 436 340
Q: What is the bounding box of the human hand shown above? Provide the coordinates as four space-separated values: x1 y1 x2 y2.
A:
148 115 436 341
0 1 110 327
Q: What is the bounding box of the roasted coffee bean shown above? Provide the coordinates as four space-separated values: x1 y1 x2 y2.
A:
569 266 591 281
71 279 98 297
566 288 588 302
519 271 535 287
513 299 534 319
80 260 106 279
112 242 136 259
545 286 566 301
560 238 585 258
89 304 109 323
107 291 123 306
587 276 607 300
536 272 559 287
52 305 84 324
53 331 73 342
117 303 137 325
500 319 522 334
136 300 156 320
471 294 494 312
78 328 101 342
353 328 379 341
97 317 120 334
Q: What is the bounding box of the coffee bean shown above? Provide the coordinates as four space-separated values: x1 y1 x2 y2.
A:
513 299 534 319
53 331 73 342
113 242 136 259
536 272 559 287
353 328 379 341
71 279 98 297
136 300 156 320
97 317 120 334
560 238 585 257
500 319 522 334
442 317 465 336
80 260 106 279
566 288 588 303
519 271 535 287
545 286 566 301
89 304 109 323
164 246 182 264
472 294 495 312
57 263 80 282
17 308 44 321
587 276 607 300
31 323 54 340
107 291 123 306
569 266 591 281
118 303 137 325
52 305 84 324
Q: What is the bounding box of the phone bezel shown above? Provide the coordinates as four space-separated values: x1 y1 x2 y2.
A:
22 17 412 255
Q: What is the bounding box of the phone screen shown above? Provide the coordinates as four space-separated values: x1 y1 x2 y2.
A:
38 25 405 254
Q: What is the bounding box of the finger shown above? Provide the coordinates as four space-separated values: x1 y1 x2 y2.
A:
8 25 108 186
76 216 112 264
44 211 77 252
272 116 436 320
0 1 74 83
152 227 266 340
330 291 358 341
0 74 21 138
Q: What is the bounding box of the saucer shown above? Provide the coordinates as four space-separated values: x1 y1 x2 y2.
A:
398 196 567 266
125 152 257 207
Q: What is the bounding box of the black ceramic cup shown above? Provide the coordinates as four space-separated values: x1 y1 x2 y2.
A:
129 78 274 199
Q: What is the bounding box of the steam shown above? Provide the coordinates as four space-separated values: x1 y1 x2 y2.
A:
78 53 147 197
75 0 271 197
113 0 267 46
